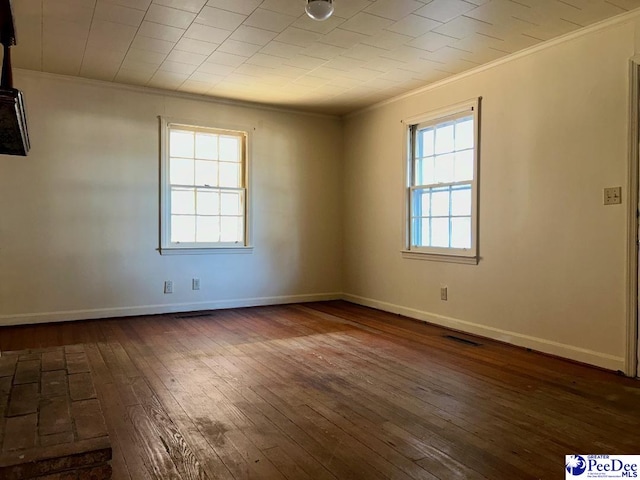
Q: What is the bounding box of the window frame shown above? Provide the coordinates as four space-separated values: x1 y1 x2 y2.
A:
402 98 480 265
159 116 253 256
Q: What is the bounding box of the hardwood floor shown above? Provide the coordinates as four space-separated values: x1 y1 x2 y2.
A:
1 301 639 479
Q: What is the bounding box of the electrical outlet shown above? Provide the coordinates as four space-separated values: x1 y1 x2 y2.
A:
603 186 622 205
164 281 173 294
192 278 200 291
440 286 448 301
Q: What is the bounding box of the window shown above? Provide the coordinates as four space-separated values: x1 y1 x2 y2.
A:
404 99 479 263
160 118 250 254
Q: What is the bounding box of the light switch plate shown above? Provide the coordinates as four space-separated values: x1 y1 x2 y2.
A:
603 187 622 205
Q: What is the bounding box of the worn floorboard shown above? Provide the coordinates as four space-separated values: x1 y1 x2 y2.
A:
1 301 639 480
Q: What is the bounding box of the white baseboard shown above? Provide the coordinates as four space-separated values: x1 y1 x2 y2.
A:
0 292 342 326
343 294 626 372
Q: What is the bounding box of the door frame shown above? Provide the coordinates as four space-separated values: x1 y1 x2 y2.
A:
626 57 640 378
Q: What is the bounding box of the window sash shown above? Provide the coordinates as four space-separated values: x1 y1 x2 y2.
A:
405 99 479 259
160 118 249 251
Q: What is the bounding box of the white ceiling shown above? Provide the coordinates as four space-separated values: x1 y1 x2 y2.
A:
11 0 640 115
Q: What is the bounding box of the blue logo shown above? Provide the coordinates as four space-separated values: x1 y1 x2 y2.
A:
566 455 587 476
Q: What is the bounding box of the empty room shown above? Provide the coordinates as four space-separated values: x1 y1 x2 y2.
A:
1 0 640 478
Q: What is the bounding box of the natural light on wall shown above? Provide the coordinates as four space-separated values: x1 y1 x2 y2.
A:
160 120 249 253
405 98 479 263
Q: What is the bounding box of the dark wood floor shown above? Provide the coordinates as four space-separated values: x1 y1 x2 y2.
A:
1 301 639 479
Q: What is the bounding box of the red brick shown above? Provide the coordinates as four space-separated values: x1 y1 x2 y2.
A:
7 382 38 416
42 370 69 398
72 400 107 440
14 359 41 385
0 356 17 378
65 354 90 375
64 345 85 354
42 350 66 372
40 431 75 448
68 374 96 402
40 396 72 436
2 413 37 452
0 376 11 395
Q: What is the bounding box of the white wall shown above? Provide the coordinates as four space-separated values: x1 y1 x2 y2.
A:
343 18 639 371
0 72 344 324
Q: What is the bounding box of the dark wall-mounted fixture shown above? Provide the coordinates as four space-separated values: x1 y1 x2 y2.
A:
0 0 29 156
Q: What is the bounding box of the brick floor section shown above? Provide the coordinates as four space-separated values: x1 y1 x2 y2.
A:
0 346 111 480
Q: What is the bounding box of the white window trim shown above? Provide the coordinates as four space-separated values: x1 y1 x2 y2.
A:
158 116 253 255
401 98 481 264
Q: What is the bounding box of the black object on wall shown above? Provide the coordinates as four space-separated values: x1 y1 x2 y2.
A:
0 0 29 156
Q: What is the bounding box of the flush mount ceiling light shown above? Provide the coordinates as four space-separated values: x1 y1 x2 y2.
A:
305 0 334 21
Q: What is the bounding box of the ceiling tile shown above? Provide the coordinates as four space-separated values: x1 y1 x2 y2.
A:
320 29 369 48
131 35 176 54
217 39 262 56
115 68 154 85
259 0 305 15
165 49 208 65
160 60 198 75
229 26 279 45
322 56 367 71
102 0 151 11
178 80 212 94
152 0 207 13
406 31 458 51
386 14 442 37
245 52 284 67
415 0 478 22
432 15 494 39
175 37 219 55
361 30 413 50
282 54 327 70
195 62 236 75
303 43 347 60
195 6 247 30
341 43 388 61
43 0 94 23
125 48 167 66
121 57 162 72
145 4 197 29
340 12 394 35
364 0 424 20
291 14 346 33
205 0 262 15
184 23 232 43
206 51 247 67
274 27 322 47
86 20 138 52
94 1 145 27
244 8 298 33
43 18 91 40
188 71 226 83
259 41 304 58
138 21 186 42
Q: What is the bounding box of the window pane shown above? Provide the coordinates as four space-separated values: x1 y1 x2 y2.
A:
221 216 243 242
455 117 474 150
219 162 240 187
435 122 454 154
195 133 218 160
431 188 450 217
434 153 454 183
196 190 220 215
221 192 242 216
416 156 434 185
170 158 194 185
171 188 195 215
195 160 218 187
418 128 435 157
412 189 430 217
451 217 471 249
431 217 449 247
220 136 240 162
170 130 194 158
411 217 429 247
451 185 471 216
454 150 473 182
196 216 220 242
171 215 195 243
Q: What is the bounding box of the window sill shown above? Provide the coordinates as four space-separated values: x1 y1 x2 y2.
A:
159 246 254 256
401 250 479 265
